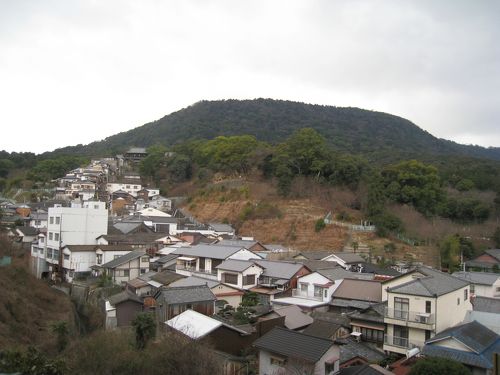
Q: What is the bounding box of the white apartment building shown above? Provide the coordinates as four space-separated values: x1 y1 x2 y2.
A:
106 182 142 197
31 201 108 281
382 266 472 355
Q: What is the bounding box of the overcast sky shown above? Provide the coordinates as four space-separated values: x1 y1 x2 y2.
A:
1 0 499 154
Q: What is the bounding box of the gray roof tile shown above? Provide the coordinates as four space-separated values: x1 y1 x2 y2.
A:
157 285 216 304
253 327 335 363
101 250 146 269
253 260 305 279
172 244 245 260
453 271 500 286
473 296 500 313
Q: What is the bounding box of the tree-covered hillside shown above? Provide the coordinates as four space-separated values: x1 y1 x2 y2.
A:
45 99 500 162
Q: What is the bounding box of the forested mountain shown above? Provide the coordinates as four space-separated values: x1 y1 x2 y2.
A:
45 99 500 162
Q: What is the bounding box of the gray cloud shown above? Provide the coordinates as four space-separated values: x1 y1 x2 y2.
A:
0 0 499 153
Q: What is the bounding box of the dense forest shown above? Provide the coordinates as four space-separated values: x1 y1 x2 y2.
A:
41 99 500 162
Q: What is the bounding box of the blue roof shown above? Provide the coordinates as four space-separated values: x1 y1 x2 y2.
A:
423 320 500 369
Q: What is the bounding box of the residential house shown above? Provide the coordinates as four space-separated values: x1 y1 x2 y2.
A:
172 244 262 280
216 259 263 290
12 226 39 249
348 302 386 346
169 275 245 307
422 320 500 375
330 279 382 314
29 210 48 229
217 239 269 253
99 250 150 284
61 245 97 282
253 326 340 375
208 222 235 236
293 250 335 261
302 312 351 341
336 337 386 369
106 181 143 197
467 296 500 334
382 266 472 355
36 200 108 281
272 267 371 311
465 249 500 272
321 252 366 272
258 305 314 331
453 271 500 299
155 285 216 320
104 290 143 329
166 309 252 356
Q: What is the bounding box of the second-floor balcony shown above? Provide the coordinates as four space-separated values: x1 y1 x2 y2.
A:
292 288 323 301
384 308 435 327
383 335 424 352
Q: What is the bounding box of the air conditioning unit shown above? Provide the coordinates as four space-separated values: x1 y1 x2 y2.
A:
416 313 430 323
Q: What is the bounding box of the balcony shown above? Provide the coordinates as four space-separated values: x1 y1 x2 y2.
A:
384 308 435 329
192 268 218 280
292 289 323 301
383 335 424 354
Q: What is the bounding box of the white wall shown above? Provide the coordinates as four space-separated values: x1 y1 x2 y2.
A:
228 249 262 261
47 201 108 249
297 272 340 302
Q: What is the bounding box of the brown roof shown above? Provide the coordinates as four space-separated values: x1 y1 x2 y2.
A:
65 245 97 252
332 279 382 302
96 244 135 252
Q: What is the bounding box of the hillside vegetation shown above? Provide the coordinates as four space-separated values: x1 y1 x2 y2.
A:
46 99 500 162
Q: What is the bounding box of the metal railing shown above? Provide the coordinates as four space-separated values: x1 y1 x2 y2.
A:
385 308 435 325
384 335 423 350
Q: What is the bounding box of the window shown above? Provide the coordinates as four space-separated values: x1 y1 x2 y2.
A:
314 285 323 298
393 326 409 347
140 268 147 274
223 273 238 285
49 217 54 224
49 232 53 241
123 269 130 277
94 205 99 209
464 289 468 301
457 298 460 305
126 185 130 189
40 237 44 243
270 356 286 367
300 283 308 293
425 301 431 314
54 233 59 241
114 255 121 259
425 330 432 341
243 274 255 286
96 254 103 265
141 256 149 263
324 289 328 298
133 185 138 189
470 284 475 294
63 254 70 260
360 327 384 343
35 220 41 225
394 297 409 319
55 217 60 224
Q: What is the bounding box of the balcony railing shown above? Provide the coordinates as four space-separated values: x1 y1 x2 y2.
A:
292 289 323 301
385 308 435 325
176 265 196 272
384 335 423 350
193 268 217 276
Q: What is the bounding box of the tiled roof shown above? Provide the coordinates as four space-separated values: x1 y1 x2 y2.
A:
150 270 185 286
16 226 39 236
172 244 246 260
96 244 135 252
485 249 500 261
157 285 216 304
329 252 365 264
216 259 256 272
253 327 335 363
107 290 143 305
101 250 146 269
295 251 333 260
332 279 382 302
337 337 386 365
303 319 342 339
254 260 305 279
318 267 374 281
453 271 500 286
387 266 469 297
169 276 220 289
426 320 498 354
272 305 314 330
208 223 234 232
473 296 500 313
